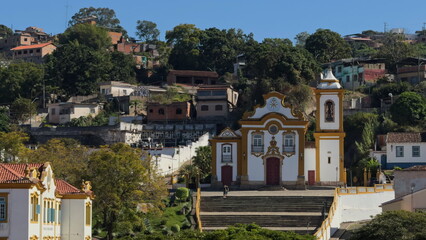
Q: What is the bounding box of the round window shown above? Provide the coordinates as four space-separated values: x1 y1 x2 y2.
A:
268 124 279 135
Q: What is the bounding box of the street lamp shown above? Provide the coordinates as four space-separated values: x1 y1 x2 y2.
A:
411 183 416 212
388 93 393 105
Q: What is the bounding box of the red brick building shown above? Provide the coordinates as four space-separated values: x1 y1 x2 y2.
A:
147 101 191 122
167 70 219 85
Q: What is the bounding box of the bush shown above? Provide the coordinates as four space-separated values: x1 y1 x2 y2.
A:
171 224 180 233
175 187 189 201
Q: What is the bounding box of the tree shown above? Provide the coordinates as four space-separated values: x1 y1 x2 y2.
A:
44 41 112 97
88 143 167 240
376 33 415 73
60 23 111 50
136 20 160 43
0 62 44 103
351 211 426 240
0 131 29 162
69 7 125 33
294 31 310 47
0 24 12 38
390 92 426 126
0 108 10 132
166 24 202 70
109 51 136 83
192 146 212 179
10 98 37 124
305 29 351 63
27 138 90 187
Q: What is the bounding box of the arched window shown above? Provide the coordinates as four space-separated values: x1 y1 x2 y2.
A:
158 108 165 115
325 100 335 122
176 108 182 114
283 133 295 152
221 144 232 162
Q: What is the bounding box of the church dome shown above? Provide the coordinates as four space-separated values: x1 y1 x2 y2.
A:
317 68 342 89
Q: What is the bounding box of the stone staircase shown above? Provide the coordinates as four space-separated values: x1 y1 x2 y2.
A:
200 195 333 235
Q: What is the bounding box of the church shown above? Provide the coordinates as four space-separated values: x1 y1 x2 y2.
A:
210 69 346 188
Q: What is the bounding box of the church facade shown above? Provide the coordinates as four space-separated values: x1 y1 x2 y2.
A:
210 69 346 187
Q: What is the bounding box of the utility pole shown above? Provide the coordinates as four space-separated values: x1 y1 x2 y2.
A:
384 22 388 33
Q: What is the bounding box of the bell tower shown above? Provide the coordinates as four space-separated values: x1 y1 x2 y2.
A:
314 68 346 185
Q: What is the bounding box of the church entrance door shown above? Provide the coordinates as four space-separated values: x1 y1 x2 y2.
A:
221 165 232 186
266 157 280 185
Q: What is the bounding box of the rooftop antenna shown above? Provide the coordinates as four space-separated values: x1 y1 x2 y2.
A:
423 22 426 31
384 22 388 33
65 0 69 28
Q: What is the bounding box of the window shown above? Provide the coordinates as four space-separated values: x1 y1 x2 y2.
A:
215 105 223 111
413 146 420 157
86 202 91 226
269 124 278 135
24 38 28 41
252 134 264 153
346 76 350 83
101 89 106 94
201 105 209 111
396 146 404 157
328 157 331 164
29 50 33 54
123 90 127 95
324 100 335 122
176 108 182 115
51 108 56 115
149 109 153 113
58 202 61 224
222 144 232 162
24 50 27 54
90 108 95 114
0 193 7 222
36 49 40 53
30 193 39 222
283 133 295 152
337 66 342 73
158 108 165 115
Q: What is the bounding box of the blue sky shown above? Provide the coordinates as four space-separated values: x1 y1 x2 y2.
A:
2 0 426 42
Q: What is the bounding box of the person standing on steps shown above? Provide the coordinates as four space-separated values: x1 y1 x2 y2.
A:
223 185 229 198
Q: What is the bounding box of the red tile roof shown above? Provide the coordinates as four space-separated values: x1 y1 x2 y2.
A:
55 179 83 195
10 43 53 51
387 132 426 143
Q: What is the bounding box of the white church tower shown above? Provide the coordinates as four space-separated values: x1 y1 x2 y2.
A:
314 68 346 185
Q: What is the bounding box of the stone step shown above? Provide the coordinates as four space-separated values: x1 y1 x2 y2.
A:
201 212 323 216
201 215 323 228
202 226 318 235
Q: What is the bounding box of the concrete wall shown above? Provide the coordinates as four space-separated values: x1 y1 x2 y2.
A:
0 189 29 239
319 139 341 182
394 170 426 198
148 133 210 176
215 142 238 182
382 189 426 212
61 198 91 240
196 100 228 120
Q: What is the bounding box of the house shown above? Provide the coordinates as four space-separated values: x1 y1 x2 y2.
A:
99 81 136 97
196 85 238 121
381 132 426 169
381 166 426 212
397 65 426 84
146 101 192 122
48 102 101 124
0 26 52 52
10 43 56 63
327 58 386 90
0 162 93 239
167 70 219 86
210 69 346 187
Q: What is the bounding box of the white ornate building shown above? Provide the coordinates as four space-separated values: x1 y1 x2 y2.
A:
0 162 93 240
210 69 346 187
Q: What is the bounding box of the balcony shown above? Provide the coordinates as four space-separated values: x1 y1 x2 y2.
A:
283 146 295 153
251 145 264 153
222 155 232 163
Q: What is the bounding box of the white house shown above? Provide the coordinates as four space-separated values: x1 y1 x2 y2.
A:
48 102 102 124
210 69 346 188
383 132 426 169
99 81 136 97
0 162 94 240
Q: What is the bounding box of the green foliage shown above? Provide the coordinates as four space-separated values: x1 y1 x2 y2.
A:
110 51 136 84
355 119 377 160
136 20 160 43
60 23 111 50
349 42 377 58
305 29 351 63
175 187 189 201
0 108 10 132
88 143 167 240
294 31 310 47
150 86 191 104
0 131 29 162
170 224 180 233
351 211 426 240
376 33 416 73
67 111 109 127
192 146 212 179
10 98 37 124
390 91 426 126
0 24 13 38
371 82 411 106
0 62 44 103
69 7 126 35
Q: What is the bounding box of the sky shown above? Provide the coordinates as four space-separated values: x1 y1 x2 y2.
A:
2 0 426 42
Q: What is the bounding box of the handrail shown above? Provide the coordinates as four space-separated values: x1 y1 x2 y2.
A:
195 187 203 232
314 184 394 239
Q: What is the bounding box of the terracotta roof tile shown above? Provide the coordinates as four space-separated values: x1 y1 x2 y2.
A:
0 163 43 183
386 132 426 143
55 179 83 195
11 43 53 51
